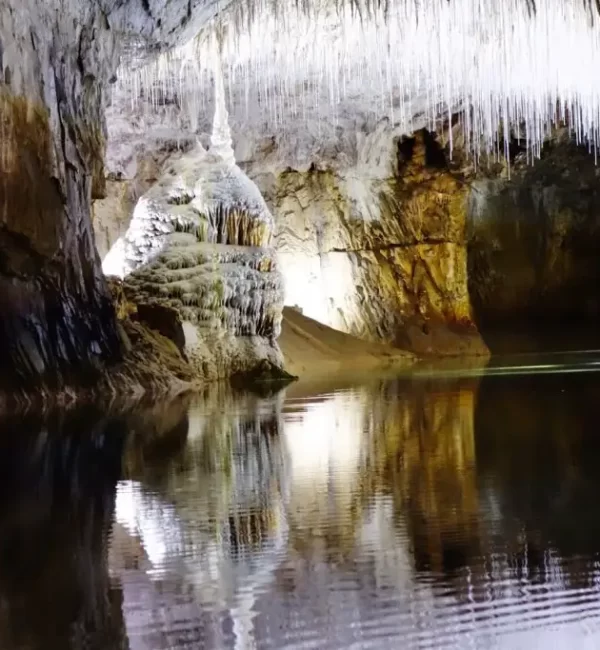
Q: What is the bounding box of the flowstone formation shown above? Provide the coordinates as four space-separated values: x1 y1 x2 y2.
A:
103 64 286 382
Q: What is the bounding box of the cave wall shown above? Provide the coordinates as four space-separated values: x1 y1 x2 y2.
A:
0 1 123 389
241 126 488 356
467 137 600 332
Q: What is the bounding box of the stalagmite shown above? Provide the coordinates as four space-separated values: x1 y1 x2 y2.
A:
103 33 285 382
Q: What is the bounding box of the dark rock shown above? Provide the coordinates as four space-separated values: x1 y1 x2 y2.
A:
230 359 297 389
133 303 186 356
467 136 600 332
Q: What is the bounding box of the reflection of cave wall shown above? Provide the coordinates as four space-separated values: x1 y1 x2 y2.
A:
364 376 482 578
467 136 600 339
278 375 484 581
0 408 128 650
474 369 600 573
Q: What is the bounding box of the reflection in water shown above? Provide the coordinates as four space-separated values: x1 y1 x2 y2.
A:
113 388 290 649
3 357 600 648
0 408 128 650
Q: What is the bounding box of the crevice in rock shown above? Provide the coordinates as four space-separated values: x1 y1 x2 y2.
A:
397 129 448 170
329 238 451 254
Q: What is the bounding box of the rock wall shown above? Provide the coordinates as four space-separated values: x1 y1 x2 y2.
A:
0 1 122 390
466 136 600 330
241 126 488 356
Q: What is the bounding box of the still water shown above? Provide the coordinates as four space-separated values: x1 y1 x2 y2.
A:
2 354 600 649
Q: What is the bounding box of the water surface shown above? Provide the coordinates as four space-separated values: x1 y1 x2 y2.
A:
2 353 600 649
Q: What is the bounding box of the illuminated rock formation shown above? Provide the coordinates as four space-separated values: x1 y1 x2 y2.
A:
103 47 286 381
250 128 489 355
5 0 600 391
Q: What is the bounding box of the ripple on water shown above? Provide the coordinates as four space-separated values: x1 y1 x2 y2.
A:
3 358 600 648
106 363 600 649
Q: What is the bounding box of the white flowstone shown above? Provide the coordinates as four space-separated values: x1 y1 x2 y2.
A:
103 48 285 379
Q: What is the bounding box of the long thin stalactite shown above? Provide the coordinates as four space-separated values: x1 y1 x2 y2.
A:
116 0 600 161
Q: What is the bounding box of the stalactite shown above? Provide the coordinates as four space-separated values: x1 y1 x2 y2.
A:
210 28 236 166
115 0 600 162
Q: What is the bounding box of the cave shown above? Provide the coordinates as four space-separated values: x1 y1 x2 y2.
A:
4 2 600 646
2 0 600 397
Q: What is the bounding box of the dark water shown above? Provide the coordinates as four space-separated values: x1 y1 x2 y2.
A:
2 354 600 649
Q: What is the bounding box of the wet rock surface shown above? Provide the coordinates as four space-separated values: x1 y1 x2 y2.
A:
466 135 600 331
0 0 228 394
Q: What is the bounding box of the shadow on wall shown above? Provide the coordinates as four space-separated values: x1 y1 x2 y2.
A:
467 135 600 352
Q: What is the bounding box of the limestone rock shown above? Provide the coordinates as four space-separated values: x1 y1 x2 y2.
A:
104 144 286 382
250 129 488 356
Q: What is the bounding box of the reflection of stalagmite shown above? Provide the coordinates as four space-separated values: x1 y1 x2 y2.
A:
110 386 290 649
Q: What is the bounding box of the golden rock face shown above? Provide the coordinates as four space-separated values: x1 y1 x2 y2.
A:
0 93 64 257
267 129 488 357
